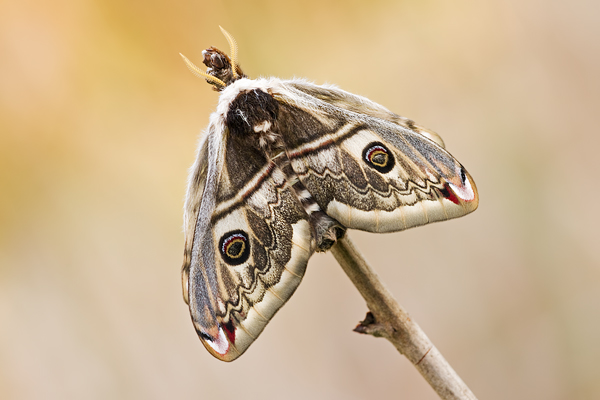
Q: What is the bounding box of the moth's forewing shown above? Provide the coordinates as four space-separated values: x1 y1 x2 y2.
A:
183 96 315 361
276 81 478 233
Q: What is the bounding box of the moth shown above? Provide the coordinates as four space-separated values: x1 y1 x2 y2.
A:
180 28 478 362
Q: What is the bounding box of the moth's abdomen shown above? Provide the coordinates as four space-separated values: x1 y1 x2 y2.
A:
272 152 346 251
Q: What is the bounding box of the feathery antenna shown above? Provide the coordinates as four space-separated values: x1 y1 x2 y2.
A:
219 26 239 79
179 53 226 88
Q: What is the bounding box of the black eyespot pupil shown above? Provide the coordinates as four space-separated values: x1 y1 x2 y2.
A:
219 230 250 265
226 240 244 258
370 152 388 167
363 142 395 173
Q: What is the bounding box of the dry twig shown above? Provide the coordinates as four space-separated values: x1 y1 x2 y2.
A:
330 235 478 400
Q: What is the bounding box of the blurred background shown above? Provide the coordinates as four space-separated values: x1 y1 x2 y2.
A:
1 0 599 399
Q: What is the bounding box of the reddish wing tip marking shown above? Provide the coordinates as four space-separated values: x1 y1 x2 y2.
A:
223 320 236 344
442 184 461 205
204 326 231 356
442 168 476 205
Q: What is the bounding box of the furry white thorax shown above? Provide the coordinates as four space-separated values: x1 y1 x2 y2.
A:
210 77 335 129
215 77 282 121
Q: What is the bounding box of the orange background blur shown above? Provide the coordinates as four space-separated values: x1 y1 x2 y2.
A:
1 1 599 399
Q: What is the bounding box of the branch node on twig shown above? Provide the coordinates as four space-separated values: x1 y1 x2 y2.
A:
353 311 392 338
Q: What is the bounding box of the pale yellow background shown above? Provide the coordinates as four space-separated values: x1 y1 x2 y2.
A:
1 0 599 399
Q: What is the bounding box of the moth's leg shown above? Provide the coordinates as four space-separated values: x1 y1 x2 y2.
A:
309 211 346 252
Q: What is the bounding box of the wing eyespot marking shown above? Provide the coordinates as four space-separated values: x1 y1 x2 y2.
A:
362 142 395 173
219 230 251 265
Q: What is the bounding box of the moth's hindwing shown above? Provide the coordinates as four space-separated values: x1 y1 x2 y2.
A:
182 119 314 361
277 81 479 233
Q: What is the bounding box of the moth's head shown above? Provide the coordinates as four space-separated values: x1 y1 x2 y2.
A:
180 27 247 91
200 47 245 90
